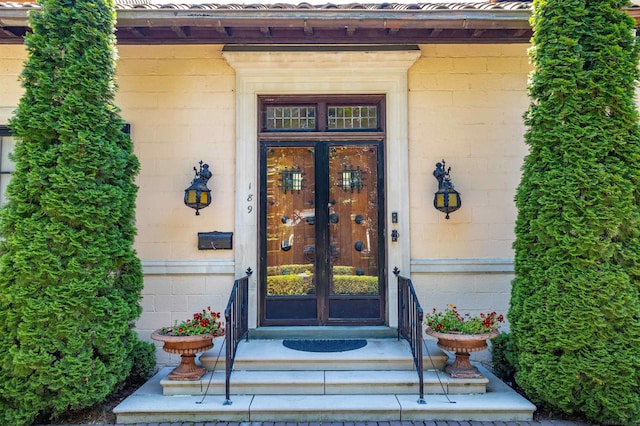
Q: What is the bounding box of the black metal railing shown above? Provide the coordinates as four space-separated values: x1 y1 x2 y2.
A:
224 267 252 405
394 267 425 404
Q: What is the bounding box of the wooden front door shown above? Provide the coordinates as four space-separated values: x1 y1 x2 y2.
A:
260 141 385 325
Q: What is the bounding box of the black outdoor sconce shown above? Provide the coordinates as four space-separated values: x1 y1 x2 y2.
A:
184 161 212 215
433 159 461 220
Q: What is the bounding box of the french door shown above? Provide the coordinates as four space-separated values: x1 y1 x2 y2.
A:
260 140 385 325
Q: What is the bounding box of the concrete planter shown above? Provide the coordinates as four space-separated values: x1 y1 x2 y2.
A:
151 330 215 380
425 327 499 379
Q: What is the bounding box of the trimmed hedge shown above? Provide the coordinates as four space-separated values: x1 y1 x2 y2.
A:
0 0 154 423
332 275 378 295
267 268 377 296
267 274 314 296
510 0 640 424
267 264 354 276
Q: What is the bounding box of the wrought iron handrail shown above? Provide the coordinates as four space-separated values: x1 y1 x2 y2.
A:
224 267 252 405
394 267 425 404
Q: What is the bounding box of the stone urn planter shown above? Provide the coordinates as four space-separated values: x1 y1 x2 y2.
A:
425 327 499 378
151 330 215 380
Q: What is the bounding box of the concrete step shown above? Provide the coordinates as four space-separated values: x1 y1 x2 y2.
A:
113 365 536 423
200 338 448 371
160 369 489 396
166 339 483 398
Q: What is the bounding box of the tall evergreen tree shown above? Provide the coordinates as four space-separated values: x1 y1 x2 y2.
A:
510 0 640 424
0 0 151 423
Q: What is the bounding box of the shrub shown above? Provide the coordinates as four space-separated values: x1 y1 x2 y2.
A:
127 340 157 386
491 333 516 386
511 0 640 424
267 264 314 275
332 275 378 295
267 275 314 295
333 266 355 276
0 0 147 423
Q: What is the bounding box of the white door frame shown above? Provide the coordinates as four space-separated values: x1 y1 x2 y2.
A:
223 48 420 329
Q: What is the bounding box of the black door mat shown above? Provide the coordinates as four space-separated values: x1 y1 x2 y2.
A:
282 339 367 353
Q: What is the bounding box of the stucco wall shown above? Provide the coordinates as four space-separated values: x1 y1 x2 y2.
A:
115 45 237 365
0 42 534 366
409 44 531 260
407 44 532 331
0 45 26 123
116 45 236 262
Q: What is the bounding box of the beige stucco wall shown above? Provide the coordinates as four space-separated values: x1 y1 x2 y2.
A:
0 45 26 123
0 42 533 365
116 45 236 262
409 44 531 259
408 44 532 334
115 45 237 365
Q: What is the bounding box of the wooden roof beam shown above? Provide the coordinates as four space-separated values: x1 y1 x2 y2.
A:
1 26 17 37
215 24 231 36
129 26 148 37
304 20 313 36
171 26 190 38
513 28 527 37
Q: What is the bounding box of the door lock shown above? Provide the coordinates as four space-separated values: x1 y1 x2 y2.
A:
391 229 399 242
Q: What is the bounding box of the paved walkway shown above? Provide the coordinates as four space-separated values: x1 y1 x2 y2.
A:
41 421 591 425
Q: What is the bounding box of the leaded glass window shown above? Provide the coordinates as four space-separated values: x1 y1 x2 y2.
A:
265 106 316 131
328 106 378 130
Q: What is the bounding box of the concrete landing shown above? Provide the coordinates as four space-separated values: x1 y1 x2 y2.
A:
113 364 535 423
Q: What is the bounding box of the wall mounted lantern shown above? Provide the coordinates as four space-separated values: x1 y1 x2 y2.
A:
184 161 212 215
433 159 461 219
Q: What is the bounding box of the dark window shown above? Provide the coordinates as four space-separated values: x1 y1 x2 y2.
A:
0 127 15 206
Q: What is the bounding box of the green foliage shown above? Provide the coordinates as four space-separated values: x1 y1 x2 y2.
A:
127 339 156 386
424 305 504 334
267 275 314 295
267 264 354 276
332 275 378 295
491 333 516 385
267 264 314 275
332 266 355 276
266 271 376 295
160 306 223 336
511 0 640 424
0 0 146 423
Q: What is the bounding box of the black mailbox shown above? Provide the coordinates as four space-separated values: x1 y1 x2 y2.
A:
197 231 233 250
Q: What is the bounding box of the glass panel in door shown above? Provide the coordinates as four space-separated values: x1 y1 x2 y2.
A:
263 146 317 322
328 144 382 320
261 142 384 325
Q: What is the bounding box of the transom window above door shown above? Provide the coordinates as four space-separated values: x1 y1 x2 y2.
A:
260 95 385 133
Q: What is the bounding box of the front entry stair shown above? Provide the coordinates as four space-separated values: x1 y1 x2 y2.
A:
114 337 536 423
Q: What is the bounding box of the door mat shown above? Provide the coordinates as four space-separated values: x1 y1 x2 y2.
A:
282 339 367 353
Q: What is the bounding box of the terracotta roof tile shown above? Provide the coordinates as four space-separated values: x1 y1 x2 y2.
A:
0 1 535 11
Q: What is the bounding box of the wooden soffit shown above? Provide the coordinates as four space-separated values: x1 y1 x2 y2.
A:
0 1 639 45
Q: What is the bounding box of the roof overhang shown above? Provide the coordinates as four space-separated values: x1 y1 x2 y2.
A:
0 1 639 45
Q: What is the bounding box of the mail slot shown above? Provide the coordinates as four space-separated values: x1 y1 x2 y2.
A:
197 231 233 250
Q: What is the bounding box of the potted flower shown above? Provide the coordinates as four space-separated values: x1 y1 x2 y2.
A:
424 304 504 378
151 307 224 380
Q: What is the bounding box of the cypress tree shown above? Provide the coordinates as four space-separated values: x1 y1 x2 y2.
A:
0 0 152 423
510 0 640 424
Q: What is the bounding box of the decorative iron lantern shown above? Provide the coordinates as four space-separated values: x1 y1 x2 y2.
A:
184 161 212 215
433 159 461 219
